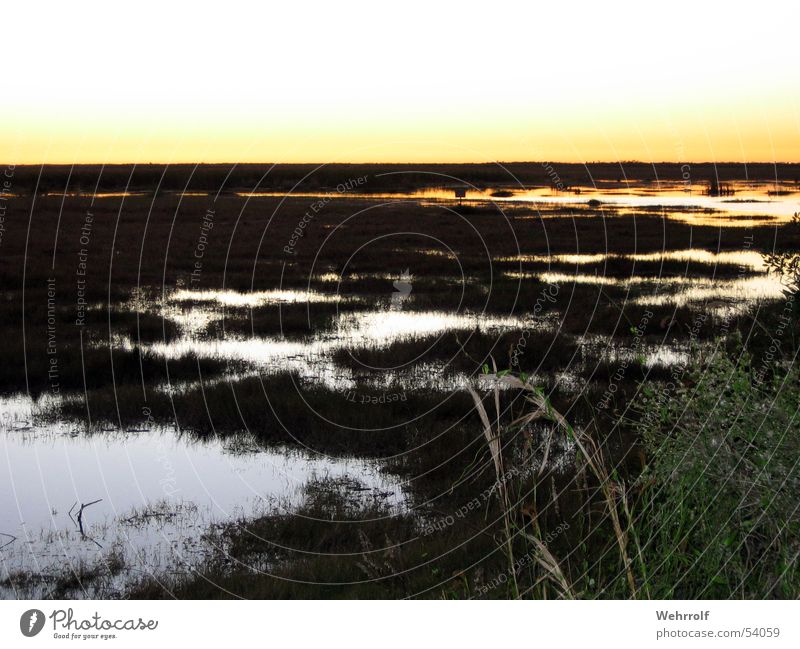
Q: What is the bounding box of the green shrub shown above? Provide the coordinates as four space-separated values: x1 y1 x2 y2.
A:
633 346 800 598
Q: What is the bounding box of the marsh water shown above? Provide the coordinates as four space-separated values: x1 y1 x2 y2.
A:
1 178 797 597
1 403 401 598
238 179 800 226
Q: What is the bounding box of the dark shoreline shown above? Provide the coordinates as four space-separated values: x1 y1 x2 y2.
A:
4 162 800 195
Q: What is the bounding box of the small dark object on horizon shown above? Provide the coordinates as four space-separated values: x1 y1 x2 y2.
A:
707 178 735 196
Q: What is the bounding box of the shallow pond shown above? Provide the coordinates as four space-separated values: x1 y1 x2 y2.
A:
0 395 402 598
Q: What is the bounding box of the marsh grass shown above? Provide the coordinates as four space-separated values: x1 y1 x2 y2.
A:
2 544 126 599
461 298 800 599
625 345 800 598
129 476 508 599
469 367 640 598
123 330 800 599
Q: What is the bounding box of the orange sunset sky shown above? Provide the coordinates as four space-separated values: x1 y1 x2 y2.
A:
2 1 798 164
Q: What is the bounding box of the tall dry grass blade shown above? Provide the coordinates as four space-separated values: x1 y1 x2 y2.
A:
491 358 501 443
524 532 576 599
468 378 518 597
568 423 637 598
484 371 638 598
467 386 503 486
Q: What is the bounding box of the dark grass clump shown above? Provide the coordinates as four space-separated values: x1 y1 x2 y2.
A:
128 474 533 599
1 545 126 600
516 332 800 599
626 346 800 598
204 302 348 339
331 329 582 376
9 343 230 398
42 373 480 459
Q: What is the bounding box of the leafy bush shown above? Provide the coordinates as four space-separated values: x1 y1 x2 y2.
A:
633 346 800 598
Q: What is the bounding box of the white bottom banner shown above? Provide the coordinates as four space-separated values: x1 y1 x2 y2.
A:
1 601 797 648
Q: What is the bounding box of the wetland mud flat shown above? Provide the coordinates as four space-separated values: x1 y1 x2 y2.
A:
2 164 799 598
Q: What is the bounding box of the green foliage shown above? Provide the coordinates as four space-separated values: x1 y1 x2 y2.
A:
633 347 800 598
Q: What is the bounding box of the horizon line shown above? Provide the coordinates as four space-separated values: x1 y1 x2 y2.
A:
4 160 800 167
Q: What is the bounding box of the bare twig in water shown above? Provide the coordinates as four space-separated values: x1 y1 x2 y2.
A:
67 501 78 526
68 499 104 549
0 532 17 550
76 499 103 533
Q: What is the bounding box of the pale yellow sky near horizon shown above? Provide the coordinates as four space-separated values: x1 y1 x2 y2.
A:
2 1 799 164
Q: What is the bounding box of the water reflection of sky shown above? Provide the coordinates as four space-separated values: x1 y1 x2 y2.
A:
0 395 402 598
124 239 787 390
171 288 342 307
41 180 800 224
142 308 539 391
498 249 768 271
236 179 800 225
